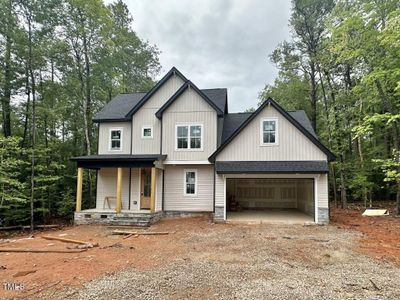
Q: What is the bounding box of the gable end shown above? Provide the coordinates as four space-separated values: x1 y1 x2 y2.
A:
155 81 224 119
209 98 336 162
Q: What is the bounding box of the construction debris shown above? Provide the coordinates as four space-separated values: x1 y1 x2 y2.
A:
112 230 171 236
13 270 37 277
41 235 98 247
362 209 389 216
0 248 87 253
0 225 60 231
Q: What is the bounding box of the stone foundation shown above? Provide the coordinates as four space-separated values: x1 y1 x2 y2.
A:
317 207 329 224
74 211 163 226
163 211 212 219
213 206 225 222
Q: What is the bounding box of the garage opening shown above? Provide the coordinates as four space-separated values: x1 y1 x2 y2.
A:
226 178 314 223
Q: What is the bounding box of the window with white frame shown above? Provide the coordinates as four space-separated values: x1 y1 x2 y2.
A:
184 169 197 196
110 129 122 150
261 118 278 145
142 126 153 139
176 124 202 150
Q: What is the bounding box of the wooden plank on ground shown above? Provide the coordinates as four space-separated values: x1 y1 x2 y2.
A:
41 235 97 246
0 248 87 253
112 230 171 236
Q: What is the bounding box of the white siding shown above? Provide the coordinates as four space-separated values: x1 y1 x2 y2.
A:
96 168 130 210
131 75 184 154
317 174 328 208
162 88 218 161
215 174 224 207
216 105 327 161
164 165 214 211
98 122 131 154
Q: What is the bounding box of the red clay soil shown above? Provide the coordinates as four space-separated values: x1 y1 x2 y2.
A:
331 204 400 267
0 217 211 299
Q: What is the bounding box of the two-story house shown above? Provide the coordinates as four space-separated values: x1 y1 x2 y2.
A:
71 67 335 226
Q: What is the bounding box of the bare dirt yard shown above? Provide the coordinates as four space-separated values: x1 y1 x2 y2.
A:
1 209 400 300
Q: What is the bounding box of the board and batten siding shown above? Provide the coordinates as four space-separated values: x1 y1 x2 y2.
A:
98 122 131 154
131 75 185 154
96 168 130 210
156 169 163 212
162 88 217 161
129 168 140 211
216 105 327 161
164 165 214 211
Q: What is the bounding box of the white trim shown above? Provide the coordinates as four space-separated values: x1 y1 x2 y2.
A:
314 175 319 224
137 168 141 210
163 160 211 165
223 175 226 220
141 125 153 139
260 118 278 146
175 123 204 151
183 169 198 196
109 128 123 151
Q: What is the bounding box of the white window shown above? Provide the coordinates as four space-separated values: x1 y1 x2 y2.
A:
184 169 197 196
142 126 153 139
109 128 122 151
176 124 203 150
260 118 278 145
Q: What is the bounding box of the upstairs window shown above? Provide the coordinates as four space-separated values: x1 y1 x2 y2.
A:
110 129 122 150
176 124 203 150
142 126 153 139
261 118 278 145
184 169 197 196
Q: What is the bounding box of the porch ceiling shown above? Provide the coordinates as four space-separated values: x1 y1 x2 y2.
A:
215 160 329 174
70 154 167 169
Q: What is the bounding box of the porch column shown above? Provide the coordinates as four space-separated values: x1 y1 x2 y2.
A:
150 167 156 213
76 167 83 212
116 167 123 213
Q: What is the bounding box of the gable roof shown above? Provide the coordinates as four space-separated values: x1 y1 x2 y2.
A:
220 110 317 145
209 97 336 162
93 92 146 123
155 81 224 119
125 67 188 118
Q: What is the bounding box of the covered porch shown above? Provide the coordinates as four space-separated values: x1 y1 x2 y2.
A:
70 154 166 226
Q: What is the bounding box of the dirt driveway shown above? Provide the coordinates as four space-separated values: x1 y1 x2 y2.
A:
1 215 400 300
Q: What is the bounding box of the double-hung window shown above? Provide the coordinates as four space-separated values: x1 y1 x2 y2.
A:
261 118 278 145
184 169 197 196
176 124 203 150
110 129 122 151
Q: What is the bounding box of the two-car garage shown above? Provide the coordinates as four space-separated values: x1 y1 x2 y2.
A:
214 161 330 224
225 178 315 223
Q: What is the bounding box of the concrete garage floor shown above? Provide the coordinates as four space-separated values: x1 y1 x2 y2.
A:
227 209 314 224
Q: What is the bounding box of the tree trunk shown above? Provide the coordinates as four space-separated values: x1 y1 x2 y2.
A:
1 0 12 137
309 61 318 132
27 13 36 233
324 70 347 208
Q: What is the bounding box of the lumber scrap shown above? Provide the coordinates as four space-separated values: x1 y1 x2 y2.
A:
0 248 87 253
0 225 60 231
362 209 389 216
13 270 37 277
112 230 171 236
41 235 98 247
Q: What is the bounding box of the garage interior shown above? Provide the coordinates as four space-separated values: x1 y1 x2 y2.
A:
226 178 315 223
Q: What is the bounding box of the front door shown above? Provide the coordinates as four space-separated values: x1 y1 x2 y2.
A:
140 168 151 209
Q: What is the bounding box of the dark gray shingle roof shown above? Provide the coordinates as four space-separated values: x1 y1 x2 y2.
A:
94 88 227 122
93 93 146 122
201 88 227 113
215 161 329 174
220 110 316 144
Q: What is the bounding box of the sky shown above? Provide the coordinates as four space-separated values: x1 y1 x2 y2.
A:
113 0 292 112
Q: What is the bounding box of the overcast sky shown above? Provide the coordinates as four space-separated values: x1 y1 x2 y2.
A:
115 0 291 112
